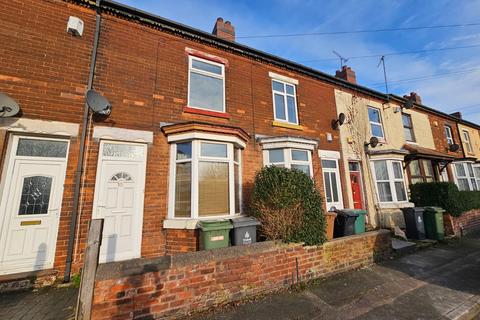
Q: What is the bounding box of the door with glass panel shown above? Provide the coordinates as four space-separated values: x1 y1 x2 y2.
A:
321 159 343 211
93 141 147 263
0 136 69 275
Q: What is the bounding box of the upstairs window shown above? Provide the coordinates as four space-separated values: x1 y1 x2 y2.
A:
188 56 225 112
368 107 385 139
462 130 473 154
272 80 298 125
445 126 454 145
402 113 415 142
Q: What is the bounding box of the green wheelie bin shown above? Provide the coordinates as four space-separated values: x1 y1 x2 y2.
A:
199 220 233 250
423 207 445 241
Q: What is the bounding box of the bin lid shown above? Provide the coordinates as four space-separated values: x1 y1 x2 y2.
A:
341 209 367 215
334 209 359 217
401 207 425 214
199 220 233 231
231 216 261 228
424 206 446 213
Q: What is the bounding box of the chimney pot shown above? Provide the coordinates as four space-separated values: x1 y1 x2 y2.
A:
335 65 356 84
212 17 235 42
450 111 462 119
403 92 422 104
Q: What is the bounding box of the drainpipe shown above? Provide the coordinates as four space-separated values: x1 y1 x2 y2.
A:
64 0 102 283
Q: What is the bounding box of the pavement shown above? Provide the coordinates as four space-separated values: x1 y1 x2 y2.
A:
191 231 480 320
0 286 78 320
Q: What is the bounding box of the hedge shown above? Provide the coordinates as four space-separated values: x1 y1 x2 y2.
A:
250 165 326 245
409 182 480 217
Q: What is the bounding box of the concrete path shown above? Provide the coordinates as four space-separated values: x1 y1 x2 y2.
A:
0 286 78 320
193 231 480 320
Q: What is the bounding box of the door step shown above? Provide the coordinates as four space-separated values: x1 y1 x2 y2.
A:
391 238 417 256
0 269 57 293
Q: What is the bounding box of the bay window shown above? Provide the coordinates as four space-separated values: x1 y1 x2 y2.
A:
454 162 478 191
265 148 312 176
170 140 241 218
372 160 408 203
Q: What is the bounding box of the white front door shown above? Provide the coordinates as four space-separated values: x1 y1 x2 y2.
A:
0 136 69 275
93 141 147 263
321 158 344 211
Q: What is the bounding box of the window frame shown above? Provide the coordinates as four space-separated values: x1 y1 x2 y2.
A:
407 159 436 184
368 106 385 140
271 79 299 125
462 130 473 154
445 125 454 146
453 161 478 191
187 55 226 113
371 159 408 203
264 148 313 177
402 113 416 142
168 139 242 219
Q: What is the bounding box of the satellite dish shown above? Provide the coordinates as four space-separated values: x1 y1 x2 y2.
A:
365 136 379 148
449 143 460 152
0 92 20 118
331 112 346 129
403 99 414 110
86 89 111 116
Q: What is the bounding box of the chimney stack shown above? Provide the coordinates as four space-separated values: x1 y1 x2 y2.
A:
212 17 235 42
450 112 462 119
335 66 356 84
403 92 422 104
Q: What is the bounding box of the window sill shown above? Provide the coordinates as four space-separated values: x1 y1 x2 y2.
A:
272 121 303 131
183 106 230 119
163 215 244 229
377 202 414 209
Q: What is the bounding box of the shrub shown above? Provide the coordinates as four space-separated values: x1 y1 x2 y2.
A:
409 182 480 216
250 166 326 245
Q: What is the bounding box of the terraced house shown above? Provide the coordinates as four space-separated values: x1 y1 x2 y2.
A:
0 0 479 287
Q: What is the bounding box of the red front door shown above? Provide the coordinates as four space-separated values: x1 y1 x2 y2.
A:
349 162 364 209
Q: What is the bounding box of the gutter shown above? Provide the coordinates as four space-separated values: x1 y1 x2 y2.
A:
64 0 102 282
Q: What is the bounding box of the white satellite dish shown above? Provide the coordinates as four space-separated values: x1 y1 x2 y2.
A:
86 89 111 116
0 92 20 117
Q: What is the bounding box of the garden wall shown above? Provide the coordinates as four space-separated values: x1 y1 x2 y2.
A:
92 230 391 319
444 209 480 236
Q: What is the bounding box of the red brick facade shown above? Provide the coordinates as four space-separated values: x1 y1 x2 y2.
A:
92 230 391 319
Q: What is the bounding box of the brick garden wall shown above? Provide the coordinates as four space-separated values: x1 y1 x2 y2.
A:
92 230 391 319
444 210 480 236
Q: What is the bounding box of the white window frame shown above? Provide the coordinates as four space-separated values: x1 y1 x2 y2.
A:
168 139 242 219
321 158 344 211
445 126 454 145
271 79 299 125
368 106 385 140
474 164 480 189
263 148 313 177
187 55 226 113
371 159 408 203
453 161 478 191
402 113 416 142
462 130 473 154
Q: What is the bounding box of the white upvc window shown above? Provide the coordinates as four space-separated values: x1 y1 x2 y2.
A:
445 126 454 145
462 130 473 154
271 79 299 125
368 107 385 139
188 56 225 112
454 162 478 191
169 140 241 218
264 148 312 177
321 158 343 211
474 164 480 189
371 160 408 203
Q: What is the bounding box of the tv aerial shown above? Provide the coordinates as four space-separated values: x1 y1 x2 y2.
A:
0 92 20 118
333 50 349 69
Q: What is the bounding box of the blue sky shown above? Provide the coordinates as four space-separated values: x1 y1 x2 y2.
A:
117 0 480 124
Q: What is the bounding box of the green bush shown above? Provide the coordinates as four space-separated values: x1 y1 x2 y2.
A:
409 182 480 216
250 166 326 245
